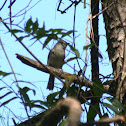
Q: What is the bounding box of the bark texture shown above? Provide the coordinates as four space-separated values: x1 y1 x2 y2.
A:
102 0 126 103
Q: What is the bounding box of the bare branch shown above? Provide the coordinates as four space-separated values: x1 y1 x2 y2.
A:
16 53 93 87
81 115 125 126
0 0 7 10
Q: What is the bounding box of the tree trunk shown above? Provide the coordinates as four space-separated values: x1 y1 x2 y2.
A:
102 0 126 104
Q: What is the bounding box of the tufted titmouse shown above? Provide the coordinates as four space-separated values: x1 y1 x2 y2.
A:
47 39 67 90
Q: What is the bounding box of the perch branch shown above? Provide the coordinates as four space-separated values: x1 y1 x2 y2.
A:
16 54 116 95
16 53 93 87
16 54 115 95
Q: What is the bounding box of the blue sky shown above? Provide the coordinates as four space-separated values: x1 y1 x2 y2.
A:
0 0 113 125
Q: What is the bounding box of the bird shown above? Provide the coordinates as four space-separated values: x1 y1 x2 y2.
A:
47 39 67 90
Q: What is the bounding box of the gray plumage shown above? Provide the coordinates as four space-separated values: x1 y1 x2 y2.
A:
47 39 67 90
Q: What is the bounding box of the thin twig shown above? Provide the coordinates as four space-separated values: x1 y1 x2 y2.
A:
0 0 7 10
0 38 19 88
0 38 30 119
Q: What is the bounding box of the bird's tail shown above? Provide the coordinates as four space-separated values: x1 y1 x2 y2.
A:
47 74 55 90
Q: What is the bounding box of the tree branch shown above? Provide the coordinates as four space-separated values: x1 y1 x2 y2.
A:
80 115 125 126
16 53 93 87
16 53 116 96
36 97 82 126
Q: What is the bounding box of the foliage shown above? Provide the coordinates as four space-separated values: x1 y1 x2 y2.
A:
10 18 75 48
0 0 126 126
0 71 12 77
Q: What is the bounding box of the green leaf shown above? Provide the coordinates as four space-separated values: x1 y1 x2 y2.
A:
10 29 23 34
25 18 33 33
83 43 96 50
53 29 64 34
93 78 103 97
33 18 38 33
48 33 58 40
19 87 32 108
0 71 12 77
20 87 36 96
66 30 75 35
59 86 66 99
31 100 49 108
47 91 59 105
17 36 24 41
35 27 47 39
68 45 80 58
43 38 52 49
61 30 75 37
67 85 78 97
21 92 30 103
43 34 58 49
48 28 64 35
64 75 76 88
20 87 29 93
29 103 46 110
103 103 120 114
106 98 124 111
87 103 99 121
0 97 18 107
